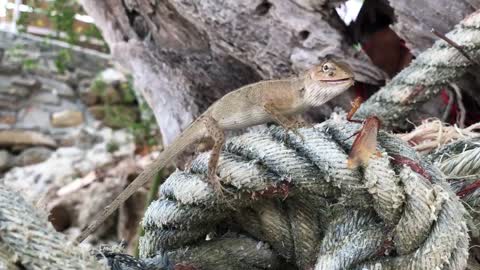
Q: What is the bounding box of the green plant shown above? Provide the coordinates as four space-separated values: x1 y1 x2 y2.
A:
91 78 107 95
106 140 120 153
47 0 79 44
16 12 30 33
22 58 39 71
54 49 73 74
15 0 108 51
119 77 137 104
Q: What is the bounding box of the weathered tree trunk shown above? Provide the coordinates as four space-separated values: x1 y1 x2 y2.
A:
78 0 385 144
388 0 480 54
79 0 480 142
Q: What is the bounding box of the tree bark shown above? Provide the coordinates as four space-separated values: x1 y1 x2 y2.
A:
388 0 480 54
79 0 385 144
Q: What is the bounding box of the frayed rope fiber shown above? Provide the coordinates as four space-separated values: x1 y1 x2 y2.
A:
136 118 470 270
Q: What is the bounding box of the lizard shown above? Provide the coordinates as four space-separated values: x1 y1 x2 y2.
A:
77 59 354 242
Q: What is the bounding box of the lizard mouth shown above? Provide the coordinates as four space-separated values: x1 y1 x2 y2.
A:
321 77 354 84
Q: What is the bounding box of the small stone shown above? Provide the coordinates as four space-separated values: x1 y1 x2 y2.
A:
0 64 22 75
13 147 53 167
0 98 19 110
101 86 122 104
16 106 51 129
51 110 84 127
0 150 12 171
78 79 98 105
12 77 41 90
30 91 60 105
0 86 30 97
0 130 57 147
0 112 16 125
75 69 94 81
88 105 106 120
37 77 75 97
99 68 127 84
80 90 98 105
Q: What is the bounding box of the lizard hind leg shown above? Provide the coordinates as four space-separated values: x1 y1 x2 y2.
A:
200 116 227 194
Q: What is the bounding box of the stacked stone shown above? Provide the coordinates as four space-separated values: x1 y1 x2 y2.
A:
0 32 139 202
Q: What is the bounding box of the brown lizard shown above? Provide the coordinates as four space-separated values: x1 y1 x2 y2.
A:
77 59 354 242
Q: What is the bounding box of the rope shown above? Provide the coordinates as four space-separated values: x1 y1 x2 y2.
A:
0 185 106 270
135 119 470 270
357 10 480 128
1 119 479 269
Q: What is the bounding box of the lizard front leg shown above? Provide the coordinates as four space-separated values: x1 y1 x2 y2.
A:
200 116 225 193
263 103 306 141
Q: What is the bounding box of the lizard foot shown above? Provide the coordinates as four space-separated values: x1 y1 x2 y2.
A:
293 117 313 129
207 173 230 196
284 125 306 143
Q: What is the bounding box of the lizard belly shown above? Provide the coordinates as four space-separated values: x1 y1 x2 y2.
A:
216 108 271 130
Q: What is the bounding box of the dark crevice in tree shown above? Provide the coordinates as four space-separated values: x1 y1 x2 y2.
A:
255 0 273 16
298 30 310 40
122 1 148 40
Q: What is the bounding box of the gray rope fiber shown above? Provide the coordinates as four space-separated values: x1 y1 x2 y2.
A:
0 185 106 270
136 118 470 270
357 10 480 128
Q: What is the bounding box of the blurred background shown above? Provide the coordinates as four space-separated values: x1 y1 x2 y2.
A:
0 0 163 254
1 0 479 256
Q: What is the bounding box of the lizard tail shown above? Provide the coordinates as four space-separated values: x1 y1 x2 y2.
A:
76 121 207 242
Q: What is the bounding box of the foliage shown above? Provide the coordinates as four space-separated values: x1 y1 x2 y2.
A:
22 58 40 71
47 0 78 44
54 49 73 74
15 0 108 51
5 44 39 72
106 140 120 153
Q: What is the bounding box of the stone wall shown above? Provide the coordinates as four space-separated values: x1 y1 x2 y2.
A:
0 30 132 198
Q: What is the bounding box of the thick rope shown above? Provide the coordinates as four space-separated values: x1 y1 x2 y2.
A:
357 10 480 128
136 119 469 270
0 185 106 270
0 120 479 269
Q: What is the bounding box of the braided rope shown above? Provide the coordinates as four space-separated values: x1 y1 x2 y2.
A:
0 119 478 269
0 185 106 270
357 10 480 128
138 119 469 270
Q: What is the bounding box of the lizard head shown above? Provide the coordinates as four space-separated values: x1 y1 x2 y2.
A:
303 60 355 107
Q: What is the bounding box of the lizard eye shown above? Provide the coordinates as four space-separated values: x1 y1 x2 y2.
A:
322 63 331 73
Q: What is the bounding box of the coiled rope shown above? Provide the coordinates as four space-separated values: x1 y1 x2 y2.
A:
136 119 469 270
3 8 480 270
0 186 105 269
